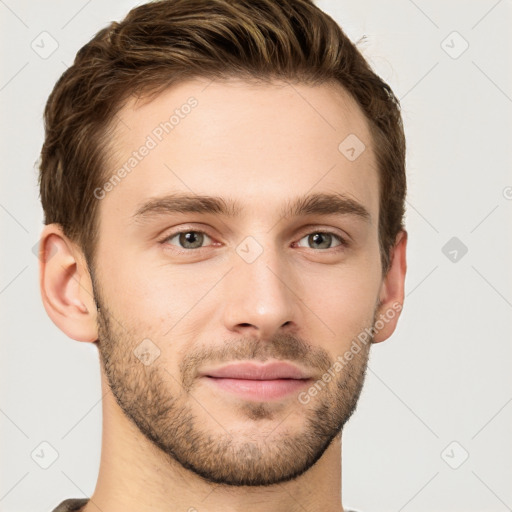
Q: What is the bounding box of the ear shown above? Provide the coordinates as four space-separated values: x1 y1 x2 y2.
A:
372 229 407 344
38 223 99 343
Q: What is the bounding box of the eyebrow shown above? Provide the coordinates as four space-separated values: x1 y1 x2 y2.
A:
132 192 371 224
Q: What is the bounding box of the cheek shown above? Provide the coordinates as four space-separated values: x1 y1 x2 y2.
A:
100 256 213 339
115 276 176 329
94 246 168 329
302 261 380 343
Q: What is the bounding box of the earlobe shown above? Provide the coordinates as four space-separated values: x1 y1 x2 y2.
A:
39 224 99 343
372 229 407 344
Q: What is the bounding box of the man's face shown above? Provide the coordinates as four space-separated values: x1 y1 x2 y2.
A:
92 78 383 486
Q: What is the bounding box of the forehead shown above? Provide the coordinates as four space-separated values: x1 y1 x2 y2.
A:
100 77 379 224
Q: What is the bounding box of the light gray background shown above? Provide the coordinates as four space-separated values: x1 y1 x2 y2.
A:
1 1 511 511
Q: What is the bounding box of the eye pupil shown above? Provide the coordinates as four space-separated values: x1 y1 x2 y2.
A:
180 231 203 249
309 232 332 249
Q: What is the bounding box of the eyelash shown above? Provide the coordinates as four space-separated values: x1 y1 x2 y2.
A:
158 227 348 254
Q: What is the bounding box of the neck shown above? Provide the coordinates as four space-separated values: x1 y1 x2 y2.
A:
84 372 346 512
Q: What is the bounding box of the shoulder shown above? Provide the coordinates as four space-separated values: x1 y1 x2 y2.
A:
50 498 89 512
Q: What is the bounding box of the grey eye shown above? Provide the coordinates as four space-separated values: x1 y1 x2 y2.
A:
296 232 343 250
166 231 212 249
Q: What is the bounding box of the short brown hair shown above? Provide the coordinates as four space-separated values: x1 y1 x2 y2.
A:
38 0 406 275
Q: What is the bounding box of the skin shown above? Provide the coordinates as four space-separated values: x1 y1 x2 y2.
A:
39 77 407 512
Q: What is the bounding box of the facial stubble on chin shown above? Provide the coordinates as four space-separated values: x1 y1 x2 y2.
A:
92 275 374 487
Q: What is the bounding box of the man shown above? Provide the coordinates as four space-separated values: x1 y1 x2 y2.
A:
37 0 407 510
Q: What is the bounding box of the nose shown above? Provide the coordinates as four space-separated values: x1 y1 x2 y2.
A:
221 243 301 340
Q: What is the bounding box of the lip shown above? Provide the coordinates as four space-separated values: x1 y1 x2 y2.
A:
200 361 312 380
199 361 313 401
204 377 311 401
